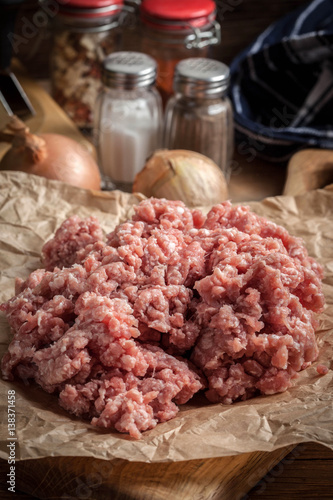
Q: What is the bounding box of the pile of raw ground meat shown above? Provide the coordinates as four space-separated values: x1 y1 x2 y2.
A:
1 198 325 439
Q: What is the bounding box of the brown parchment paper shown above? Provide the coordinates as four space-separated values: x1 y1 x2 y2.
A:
0 171 332 463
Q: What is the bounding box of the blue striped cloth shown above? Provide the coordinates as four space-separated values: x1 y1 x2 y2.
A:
229 0 333 162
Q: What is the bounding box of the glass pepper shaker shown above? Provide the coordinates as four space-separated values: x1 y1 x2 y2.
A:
94 51 163 192
163 57 234 180
139 0 221 107
50 0 124 131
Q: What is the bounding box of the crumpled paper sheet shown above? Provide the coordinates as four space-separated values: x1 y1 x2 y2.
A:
0 171 332 463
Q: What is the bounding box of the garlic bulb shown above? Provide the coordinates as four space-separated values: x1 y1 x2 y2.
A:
133 149 228 207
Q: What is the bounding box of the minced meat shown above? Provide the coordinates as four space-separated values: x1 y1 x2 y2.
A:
1 198 325 438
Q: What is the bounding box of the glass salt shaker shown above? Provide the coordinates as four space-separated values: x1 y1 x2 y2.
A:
139 0 221 107
50 0 124 130
94 51 162 192
163 57 234 180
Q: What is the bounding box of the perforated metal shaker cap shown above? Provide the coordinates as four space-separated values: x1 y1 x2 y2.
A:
102 51 157 89
174 58 230 97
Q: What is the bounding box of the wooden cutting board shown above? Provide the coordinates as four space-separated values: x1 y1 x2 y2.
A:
0 445 294 500
283 148 333 196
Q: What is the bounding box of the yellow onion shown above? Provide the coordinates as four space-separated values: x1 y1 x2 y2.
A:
0 116 101 190
133 149 228 207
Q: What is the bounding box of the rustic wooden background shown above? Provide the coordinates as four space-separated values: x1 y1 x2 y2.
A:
14 0 309 77
212 0 308 63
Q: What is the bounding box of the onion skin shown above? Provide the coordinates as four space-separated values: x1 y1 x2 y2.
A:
133 149 228 207
0 118 101 191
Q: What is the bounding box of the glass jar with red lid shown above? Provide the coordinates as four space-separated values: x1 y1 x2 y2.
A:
50 0 124 130
139 0 221 106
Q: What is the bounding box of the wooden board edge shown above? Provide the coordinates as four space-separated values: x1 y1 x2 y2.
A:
0 446 295 500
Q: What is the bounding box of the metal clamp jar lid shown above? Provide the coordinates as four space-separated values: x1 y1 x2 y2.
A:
54 0 124 30
140 0 221 49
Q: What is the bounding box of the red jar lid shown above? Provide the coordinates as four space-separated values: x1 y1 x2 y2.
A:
56 0 123 18
141 0 216 29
